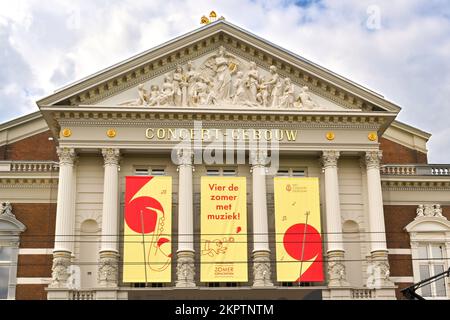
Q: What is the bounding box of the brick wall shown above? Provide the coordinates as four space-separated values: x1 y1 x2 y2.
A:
379 137 427 164
14 203 56 248
2 130 58 161
13 203 56 300
16 285 48 300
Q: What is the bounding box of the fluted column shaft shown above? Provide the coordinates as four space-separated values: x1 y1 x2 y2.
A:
176 148 196 287
364 150 393 288
365 151 388 253
322 151 348 287
251 150 273 287
322 151 344 253
98 148 120 287
51 147 76 288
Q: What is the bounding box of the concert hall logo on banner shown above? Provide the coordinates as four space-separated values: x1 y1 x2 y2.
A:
274 177 324 282
123 176 172 283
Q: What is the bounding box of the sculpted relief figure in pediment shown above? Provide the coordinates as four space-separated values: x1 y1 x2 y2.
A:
121 45 321 109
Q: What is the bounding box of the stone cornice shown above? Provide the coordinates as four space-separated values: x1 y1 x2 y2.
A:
36 21 401 115
381 180 450 191
43 106 393 133
0 177 59 188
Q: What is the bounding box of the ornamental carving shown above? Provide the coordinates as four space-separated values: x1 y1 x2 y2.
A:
253 253 273 287
0 201 14 218
176 253 196 288
416 204 445 219
365 150 383 169
327 260 347 286
250 149 268 167
98 253 119 287
50 252 71 288
102 148 120 166
56 147 76 166
176 148 194 166
121 46 321 109
321 150 340 168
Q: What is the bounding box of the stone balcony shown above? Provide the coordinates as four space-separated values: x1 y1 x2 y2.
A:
0 161 59 173
381 164 450 176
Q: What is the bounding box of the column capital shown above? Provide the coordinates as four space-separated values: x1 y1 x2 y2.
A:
56 147 76 166
176 148 194 167
250 149 268 168
102 148 120 166
321 150 340 168
365 150 383 169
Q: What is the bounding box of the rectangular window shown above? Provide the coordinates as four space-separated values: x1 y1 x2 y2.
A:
222 169 236 176
276 170 289 177
0 247 12 300
134 168 149 176
206 169 220 176
418 243 447 298
151 169 165 176
292 170 305 177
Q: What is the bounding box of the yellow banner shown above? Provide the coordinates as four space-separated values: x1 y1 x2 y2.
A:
274 177 324 282
123 176 172 283
200 176 248 282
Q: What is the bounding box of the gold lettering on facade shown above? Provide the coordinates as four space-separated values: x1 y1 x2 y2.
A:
144 128 299 141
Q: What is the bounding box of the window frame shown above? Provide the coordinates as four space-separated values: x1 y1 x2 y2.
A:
406 212 450 300
0 208 26 300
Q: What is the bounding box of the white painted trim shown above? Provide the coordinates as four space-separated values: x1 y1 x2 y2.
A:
19 249 53 255
388 249 412 255
390 277 414 283
16 277 52 285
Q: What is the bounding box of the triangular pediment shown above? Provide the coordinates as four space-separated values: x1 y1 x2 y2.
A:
37 20 401 115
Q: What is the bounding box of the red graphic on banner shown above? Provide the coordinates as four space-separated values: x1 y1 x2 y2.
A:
124 176 171 274
283 223 323 282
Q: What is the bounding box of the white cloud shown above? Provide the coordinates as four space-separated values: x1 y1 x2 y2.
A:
0 0 449 163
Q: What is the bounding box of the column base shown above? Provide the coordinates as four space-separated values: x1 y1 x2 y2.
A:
49 251 72 289
327 250 349 287
98 251 119 288
176 251 196 288
367 250 394 289
252 251 273 287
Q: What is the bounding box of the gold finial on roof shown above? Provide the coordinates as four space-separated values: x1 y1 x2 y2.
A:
201 11 223 25
200 15 210 25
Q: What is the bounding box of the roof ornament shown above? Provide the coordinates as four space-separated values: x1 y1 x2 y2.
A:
200 11 224 25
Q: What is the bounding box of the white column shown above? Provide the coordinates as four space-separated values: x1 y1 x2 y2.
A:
50 147 76 288
365 150 393 288
98 148 120 287
322 151 348 287
175 148 196 287
251 149 273 287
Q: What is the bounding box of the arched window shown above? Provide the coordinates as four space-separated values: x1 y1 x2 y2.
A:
79 219 100 289
0 202 26 300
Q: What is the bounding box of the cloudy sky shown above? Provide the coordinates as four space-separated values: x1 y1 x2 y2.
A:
0 0 449 162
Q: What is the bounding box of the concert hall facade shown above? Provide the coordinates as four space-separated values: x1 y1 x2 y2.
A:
1 20 449 300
